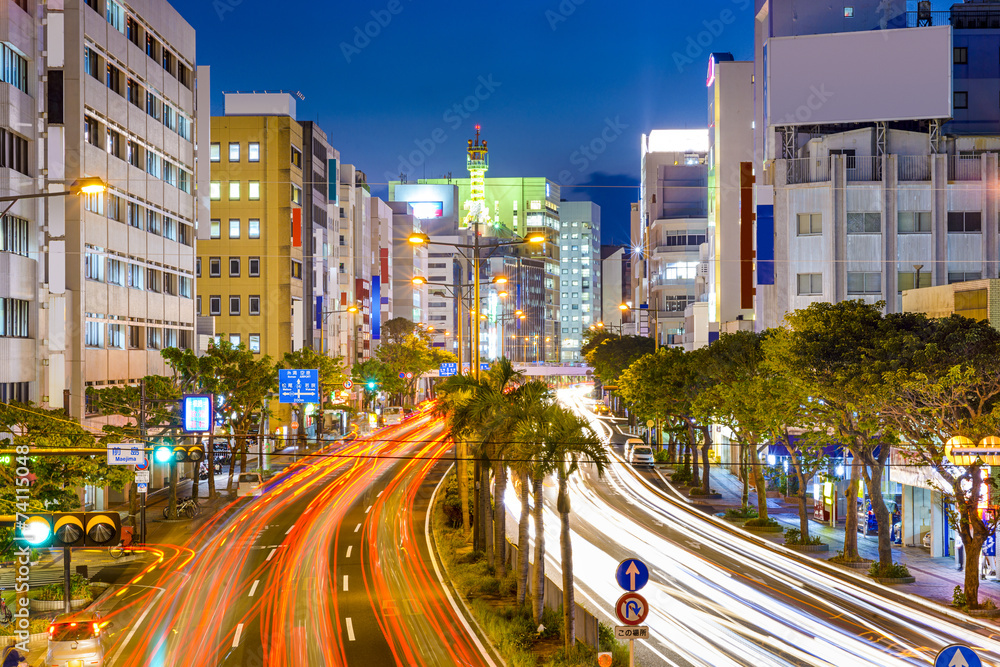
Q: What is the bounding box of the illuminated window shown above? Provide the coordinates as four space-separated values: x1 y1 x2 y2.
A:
210 219 221 239
248 219 260 239
229 181 240 200
210 143 220 162
210 181 221 200
248 181 260 200
228 142 240 162
249 333 261 353
248 143 260 162
229 219 240 239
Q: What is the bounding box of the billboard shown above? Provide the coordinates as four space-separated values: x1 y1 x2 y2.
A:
409 201 444 219
767 26 952 126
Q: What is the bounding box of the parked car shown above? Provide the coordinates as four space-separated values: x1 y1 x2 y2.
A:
628 444 655 468
45 610 109 667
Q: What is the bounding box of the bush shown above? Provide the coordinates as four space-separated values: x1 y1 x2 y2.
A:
36 574 91 602
953 585 968 608
784 528 823 545
744 517 780 528
724 506 758 520
653 448 670 464
441 472 473 529
670 468 692 485
689 487 716 496
868 562 911 579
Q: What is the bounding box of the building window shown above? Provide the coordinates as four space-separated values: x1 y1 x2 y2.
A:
196 296 202 314
897 271 931 293
146 210 160 235
161 49 173 74
126 325 142 349
249 295 260 315
163 216 177 241
248 219 260 239
0 129 28 175
210 143 220 162
85 321 104 348
248 181 260 200
229 181 240 200
195 257 201 277
228 142 240 162
84 117 100 147
107 323 125 349
127 140 142 168
898 211 931 233
127 78 141 107
291 185 302 205
0 215 29 256
229 257 240 277
85 248 104 281
126 15 140 45
248 143 260 162
796 212 822 236
1 44 28 93
146 268 160 293
249 257 260 277
84 46 100 80
210 182 221 200
106 63 122 95
229 296 241 315
146 34 159 61
955 91 969 109
0 298 29 338
797 273 822 296
947 211 982 233
145 91 159 120
291 146 302 167
955 47 968 64
847 271 881 295
209 257 221 277
210 219 221 239
291 260 302 279
949 271 983 284
847 212 881 234
209 296 221 316
107 258 125 286
249 333 261 353
146 327 162 350
179 276 192 298
178 63 192 89
229 218 240 239
229 333 241 347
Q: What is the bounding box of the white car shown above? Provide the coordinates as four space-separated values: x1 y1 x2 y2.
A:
237 472 263 497
628 444 655 468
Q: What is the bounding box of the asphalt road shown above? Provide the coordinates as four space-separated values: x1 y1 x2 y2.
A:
554 386 1000 666
90 413 494 667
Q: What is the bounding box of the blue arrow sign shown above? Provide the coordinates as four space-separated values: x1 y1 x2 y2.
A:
439 363 458 377
615 558 649 592
278 369 320 404
935 645 982 667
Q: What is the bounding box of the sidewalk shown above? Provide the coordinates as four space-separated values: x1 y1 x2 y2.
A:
666 465 990 611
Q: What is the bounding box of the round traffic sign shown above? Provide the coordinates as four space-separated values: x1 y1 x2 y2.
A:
405 372 413 379
616 558 649 592
398 371 406 379
935 645 982 667
615 592 648 626
343 380 354 390
646 419 654 428
134 458 150 472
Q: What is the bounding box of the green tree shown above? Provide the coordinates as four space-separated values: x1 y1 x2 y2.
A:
880 314 1000 606
352 358 394 411
281 347 347 446
582 333 655 389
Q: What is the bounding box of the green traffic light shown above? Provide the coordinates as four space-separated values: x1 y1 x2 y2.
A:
21 516 51 546
154 446 173 463
367 381 376 390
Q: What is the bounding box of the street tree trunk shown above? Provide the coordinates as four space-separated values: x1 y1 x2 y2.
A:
964 535 984 608
206 433 217 500
740 444 750 510
482 465 493 567
167 460 178 519
457 441 470 536
687 422 700 488
842 458 861 561
700 425 712 495
788 450 810 542
494 463 507 578
749 442 769 522
557 468 575 650
517 471 531 606
532 475 545 624
128 481 139 528
860 453 893 568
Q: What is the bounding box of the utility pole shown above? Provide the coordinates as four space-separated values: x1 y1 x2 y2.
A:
139 380 147 545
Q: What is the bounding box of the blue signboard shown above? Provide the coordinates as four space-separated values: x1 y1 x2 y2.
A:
615 558 649 592
480 362 490 371
279 369 320 404
182 394 213 433
935 645 981 667
439 363 458 377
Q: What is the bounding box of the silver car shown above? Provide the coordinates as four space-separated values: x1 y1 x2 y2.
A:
46 610 107 667
629 444 655 468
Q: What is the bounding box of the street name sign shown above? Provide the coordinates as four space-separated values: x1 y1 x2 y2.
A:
108 443 146 466
935 645 982 667
616 558 649 591
614 626 649 640
278 369 320 404
615 592 649 626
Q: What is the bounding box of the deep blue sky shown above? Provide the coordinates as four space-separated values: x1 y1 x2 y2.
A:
171 0 757 244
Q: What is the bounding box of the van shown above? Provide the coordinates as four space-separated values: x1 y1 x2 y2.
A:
383 406 404 426
237 472 263 497
623 438 646 457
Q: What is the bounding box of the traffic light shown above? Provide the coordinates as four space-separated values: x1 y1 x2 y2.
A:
15 512 121 547
154 445 173 462
366 379 378 391
171 444 205 463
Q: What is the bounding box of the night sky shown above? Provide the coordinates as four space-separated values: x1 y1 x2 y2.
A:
172 0 759 244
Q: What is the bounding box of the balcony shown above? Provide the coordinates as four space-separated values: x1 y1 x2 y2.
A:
845 156 882 182
898 155 931 182
785 157 830 185
949 155 982 181
905 9 1000 29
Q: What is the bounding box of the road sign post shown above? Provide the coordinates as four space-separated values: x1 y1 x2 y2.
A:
278 369 320 404
935 645 982 667
614 558 650 667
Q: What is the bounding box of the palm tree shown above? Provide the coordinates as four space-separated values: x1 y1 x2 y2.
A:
545 406 609 650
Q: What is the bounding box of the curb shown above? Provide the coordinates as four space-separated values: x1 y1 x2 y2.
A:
742 524 783 533
784 543 830 552
871 576 916 585
30 598 89 611
967 607 1000 618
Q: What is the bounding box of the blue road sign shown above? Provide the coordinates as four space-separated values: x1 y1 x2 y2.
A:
439 363 458 377
935 645 982 667
107 443 146 466
615 558 649 592
480 362 490 371
398 371 407 379
278 369 320 404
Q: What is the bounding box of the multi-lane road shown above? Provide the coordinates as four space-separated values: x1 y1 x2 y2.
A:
93 413 497 667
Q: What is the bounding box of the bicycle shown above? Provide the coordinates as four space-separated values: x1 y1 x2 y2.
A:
0 593 13 625
163 497 200 519
109 526 136 559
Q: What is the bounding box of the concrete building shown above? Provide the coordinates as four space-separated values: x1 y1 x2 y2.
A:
705 53 755 335
46 0 200 420
902 278 1000 326
338 164 376 364
387 201 426 324
600 245 631 332
637 130 709 346
753 0 1000 330
557 201 601 360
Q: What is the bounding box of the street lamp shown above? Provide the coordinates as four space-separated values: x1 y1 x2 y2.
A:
0 177 108 219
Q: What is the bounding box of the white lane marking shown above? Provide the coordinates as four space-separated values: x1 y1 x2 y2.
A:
248 580 260 597
232 623 244 648
354 523 361 533
343 575 349 591
346 617 356 641
266 548 277 561
377 490 383 497
365 505 373 514
285 524 295 534
346 545 353 558
106 585 166 666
